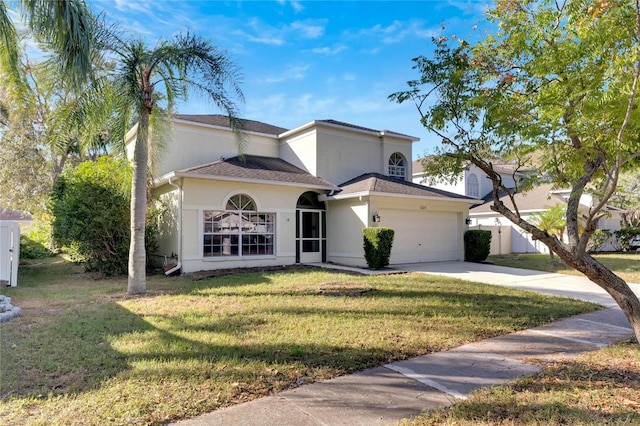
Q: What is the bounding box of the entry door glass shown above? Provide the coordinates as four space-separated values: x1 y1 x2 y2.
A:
298 210 323 263
302 211 320 252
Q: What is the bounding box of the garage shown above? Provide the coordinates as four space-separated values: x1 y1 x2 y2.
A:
379 209 462 263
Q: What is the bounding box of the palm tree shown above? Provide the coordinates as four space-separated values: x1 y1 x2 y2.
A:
530 205 566 263
0 0 94 95
105 33 244 295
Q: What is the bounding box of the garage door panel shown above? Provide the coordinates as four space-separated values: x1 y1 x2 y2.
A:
379 210 460 263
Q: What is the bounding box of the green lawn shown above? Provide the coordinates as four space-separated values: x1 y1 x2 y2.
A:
489 253 640 284
402 339 640 425
401 252 640 426
1 259 598 425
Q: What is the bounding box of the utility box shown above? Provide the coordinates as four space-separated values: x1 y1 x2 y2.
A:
0 221 20 287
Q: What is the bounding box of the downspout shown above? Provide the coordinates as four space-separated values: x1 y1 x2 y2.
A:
166 177 183 275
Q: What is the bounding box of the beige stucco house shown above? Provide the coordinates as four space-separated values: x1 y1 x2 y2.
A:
134 115 476 274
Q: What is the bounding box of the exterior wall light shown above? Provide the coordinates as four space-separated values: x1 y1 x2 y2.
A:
372 212 381 223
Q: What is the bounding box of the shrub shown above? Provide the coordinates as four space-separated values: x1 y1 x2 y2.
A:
363 227 395 269
464 229 491 262
51 157 159 276
20 219 55 259
589 229 612 252
51 157 131 275
614 227 640 251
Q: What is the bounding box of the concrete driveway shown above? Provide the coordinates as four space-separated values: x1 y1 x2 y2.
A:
395 261 640 308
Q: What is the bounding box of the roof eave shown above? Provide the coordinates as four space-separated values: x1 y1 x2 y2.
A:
279 120 419 142
320 190 479 204
173 117 282 138
172 171 338 191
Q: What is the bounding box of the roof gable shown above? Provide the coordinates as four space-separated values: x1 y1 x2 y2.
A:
174 114 288 136
175 155 337 189
335 173 477 202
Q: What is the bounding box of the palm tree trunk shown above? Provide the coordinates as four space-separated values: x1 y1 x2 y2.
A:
128 109 149 295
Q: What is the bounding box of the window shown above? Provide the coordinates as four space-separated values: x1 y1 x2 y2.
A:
388 152 406 179
467 173 479 197
203 194 275 257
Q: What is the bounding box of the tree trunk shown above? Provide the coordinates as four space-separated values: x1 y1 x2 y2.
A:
127 109 149 295
489 199 640 343
563 253 640 341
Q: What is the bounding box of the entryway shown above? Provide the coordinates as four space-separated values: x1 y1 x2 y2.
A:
296 192 326 264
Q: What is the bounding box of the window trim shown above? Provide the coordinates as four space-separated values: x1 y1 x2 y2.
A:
203 194 275 258
467 173 479 197
388 152 407 179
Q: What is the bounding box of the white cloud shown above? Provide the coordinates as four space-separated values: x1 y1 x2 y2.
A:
350 19 438 44
277 0 305 12
290 20 325 38
343 73 356 81
263 65 310 83
308 45 347 55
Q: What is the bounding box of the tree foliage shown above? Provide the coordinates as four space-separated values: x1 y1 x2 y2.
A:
93 31 244 294
391 0 640 342
0 55 112 216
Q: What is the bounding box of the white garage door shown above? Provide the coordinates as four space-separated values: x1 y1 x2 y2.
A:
379 210 460 263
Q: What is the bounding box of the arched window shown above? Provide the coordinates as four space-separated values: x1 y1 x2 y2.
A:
296 192 325 209
467 173 479 197
388 152 406 179
203 194 275 257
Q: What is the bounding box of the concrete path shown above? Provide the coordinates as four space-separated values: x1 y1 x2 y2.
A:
173 262 637 426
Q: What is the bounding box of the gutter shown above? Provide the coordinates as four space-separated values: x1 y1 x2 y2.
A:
166 177 183 275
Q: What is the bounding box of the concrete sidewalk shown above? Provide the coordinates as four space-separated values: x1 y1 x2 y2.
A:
174 262 637 426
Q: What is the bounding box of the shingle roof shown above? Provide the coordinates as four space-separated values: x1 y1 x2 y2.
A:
0 207 32 221
174 114 288 136
337 173 476 201
470 183 561 213
178 155 337 189
317 119 417 140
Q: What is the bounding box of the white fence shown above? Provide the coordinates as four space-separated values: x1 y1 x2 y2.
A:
0 221 20 287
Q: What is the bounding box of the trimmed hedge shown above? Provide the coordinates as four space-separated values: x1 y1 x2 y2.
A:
464 229 491 262
363 227 395 269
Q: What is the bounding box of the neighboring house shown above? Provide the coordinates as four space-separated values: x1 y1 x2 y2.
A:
133 115 477 274
412 160 624 254
0 207 33 228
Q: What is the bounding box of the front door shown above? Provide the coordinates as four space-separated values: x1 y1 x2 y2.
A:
297 210 325 263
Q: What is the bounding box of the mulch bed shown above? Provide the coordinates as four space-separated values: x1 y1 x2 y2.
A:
187 264 321 280
317 282 373 296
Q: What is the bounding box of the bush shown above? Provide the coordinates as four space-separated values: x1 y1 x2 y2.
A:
363 227 395 269
589 229 612 252
51 157 131 275
614 227 640 251
20 220 55 259
464 229 491 262
51 157 159 276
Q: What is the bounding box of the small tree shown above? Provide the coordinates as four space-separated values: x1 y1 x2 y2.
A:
363 227 395 269
391 0 640 342
530 205 567 263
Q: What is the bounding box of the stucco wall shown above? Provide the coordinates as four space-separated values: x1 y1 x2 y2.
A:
155 122 279 177
279 128 318 176
154 185 180 265
325 197 370 267
175 178 312 273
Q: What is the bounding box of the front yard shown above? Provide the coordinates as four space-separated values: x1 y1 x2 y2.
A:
489 253 640 284
0 259 599 425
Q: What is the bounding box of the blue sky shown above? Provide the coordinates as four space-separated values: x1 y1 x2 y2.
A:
91 0 490 157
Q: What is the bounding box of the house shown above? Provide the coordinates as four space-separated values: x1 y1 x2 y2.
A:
134 115 477 274
412 160 624 254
